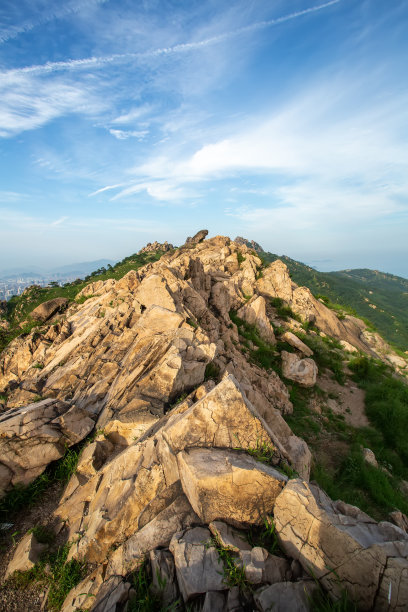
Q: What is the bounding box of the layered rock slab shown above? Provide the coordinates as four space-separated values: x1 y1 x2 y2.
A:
178 447 287 526
0 398 94 495
56 375 291 565
274 479 408 611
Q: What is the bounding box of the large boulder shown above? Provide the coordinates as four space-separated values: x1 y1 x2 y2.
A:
31 297 68 321
177 447 287 526
274 479 408 610
281 351 317 387
185 229 208 245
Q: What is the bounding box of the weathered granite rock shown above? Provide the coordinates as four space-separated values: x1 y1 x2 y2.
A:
239 546 268 584
274 479 408 610
209 521 252 553
31 297 68 321
169 527 225 601
0 398 94 496
177 447 288 526
202 591 226 612
5 532 48 579
139 240 174 254
281 331 313 356
254 580 317 612
389 511 408 534
363 447 379 468
61 571 131 612
185 229 208 245
105 493 199 577
237 296 275 344
281 351 317 387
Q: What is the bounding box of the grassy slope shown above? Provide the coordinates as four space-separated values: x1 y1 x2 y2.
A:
261 252 408 352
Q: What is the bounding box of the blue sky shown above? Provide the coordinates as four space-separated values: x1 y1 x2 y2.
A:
1 0 408 275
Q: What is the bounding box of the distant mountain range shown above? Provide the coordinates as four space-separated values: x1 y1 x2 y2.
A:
0 259 115 281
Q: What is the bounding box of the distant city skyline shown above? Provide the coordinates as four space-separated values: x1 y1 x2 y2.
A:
1 0 408 277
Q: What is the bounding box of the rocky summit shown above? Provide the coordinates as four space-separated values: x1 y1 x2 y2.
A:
0 232 408 611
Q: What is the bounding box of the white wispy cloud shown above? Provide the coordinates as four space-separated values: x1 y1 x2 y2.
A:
1 1 341 77
0 0 108 44
112 105 154 124
109 128 148 140
104 73 408 232
0 72 105 137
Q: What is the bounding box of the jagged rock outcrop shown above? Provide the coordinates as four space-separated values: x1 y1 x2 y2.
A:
256 259 391 357
138 240 174 254
237 295 276 344
2 232 408 611
274 479 408 610
234 236 265 253
185 229 208 245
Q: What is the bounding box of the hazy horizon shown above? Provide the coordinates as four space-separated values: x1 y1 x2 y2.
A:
1 0 407 277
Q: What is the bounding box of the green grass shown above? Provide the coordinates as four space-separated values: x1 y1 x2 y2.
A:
284 376 408 519
127 561 180 611
295 332 346 384
28 525 56 545
246 516 281 556
311 445 408 520
7 541 87 611
237 252 246 266
209 535 250 590
204 361 220 382
242 439 276 466
270 297 301 322
348 356 408 476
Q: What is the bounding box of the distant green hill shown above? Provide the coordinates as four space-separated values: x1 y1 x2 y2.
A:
261 253 408 352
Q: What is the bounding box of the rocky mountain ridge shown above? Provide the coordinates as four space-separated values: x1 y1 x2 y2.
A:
0 232 408 611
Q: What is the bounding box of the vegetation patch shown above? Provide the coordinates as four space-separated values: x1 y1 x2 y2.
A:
270 297 301 322
209 535 250 590
7 541 87 611
204 361 220 382
295 332 346 384
246 516 281 556
284 378 408 519
128 560 180 611
237 252 246 266
348 356 408 478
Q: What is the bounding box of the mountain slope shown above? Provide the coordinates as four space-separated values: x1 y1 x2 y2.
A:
260 253 408 352
1 233 408 611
